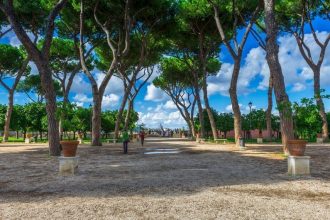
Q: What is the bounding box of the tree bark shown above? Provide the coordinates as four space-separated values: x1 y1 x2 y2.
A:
3 91 14 142
202 70 218 140
124 99 133 130
229 61 242 147
266 75 273 140
114 79 135 138
0 0 67 156
39 66 61 155
313 68 329 140
91 90 102 146
211 2 260 146
194 85 205 138
264 0 294 153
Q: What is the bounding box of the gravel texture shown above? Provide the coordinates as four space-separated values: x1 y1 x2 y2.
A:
0 138 330 219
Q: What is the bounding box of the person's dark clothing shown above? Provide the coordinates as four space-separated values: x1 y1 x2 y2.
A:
123 141 128 154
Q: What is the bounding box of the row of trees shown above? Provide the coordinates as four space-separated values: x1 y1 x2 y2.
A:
153 0 330 153
0 0 328 155
0 103 138 140
198 97 330 141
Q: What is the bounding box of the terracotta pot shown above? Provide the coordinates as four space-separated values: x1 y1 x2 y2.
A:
287 140 307 156
317 133 322 138
60 140 79 157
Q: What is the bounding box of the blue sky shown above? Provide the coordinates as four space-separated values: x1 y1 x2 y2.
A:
0 17 329 129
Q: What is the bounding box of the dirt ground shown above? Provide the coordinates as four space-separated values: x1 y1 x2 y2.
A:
1 138 330 220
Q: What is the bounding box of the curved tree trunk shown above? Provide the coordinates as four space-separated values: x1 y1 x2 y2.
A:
194 85 205 138
264 0 294 154
124 99 132 130
3 91 14 142
314 68 329 141
229 61 242 147
266 75 273 140
202 75 218 139
114 81 134 138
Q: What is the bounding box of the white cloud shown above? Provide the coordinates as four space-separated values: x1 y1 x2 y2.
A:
137 65 161 83
102 94 120 109
138 102 186 129
144 84 168 102
259 32 330 91
70 73 92 94
73 93 93 103
291 82 306 92
163 100 177 110
208 31 330 97
73 102 84 107
95 72 124 96
225 103 256 114
208 47 266 96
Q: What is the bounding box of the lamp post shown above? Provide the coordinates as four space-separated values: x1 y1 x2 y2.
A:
248 101 252 139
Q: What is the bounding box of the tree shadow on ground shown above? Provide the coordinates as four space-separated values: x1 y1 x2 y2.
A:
0 139 329 203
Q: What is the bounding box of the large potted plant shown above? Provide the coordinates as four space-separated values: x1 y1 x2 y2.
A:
58 102 79 157
287 140 307 156
60 139 79 157
287 98 317 156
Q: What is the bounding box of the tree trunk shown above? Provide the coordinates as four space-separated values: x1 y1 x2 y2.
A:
91 92 102 146
124 99 133 130
202 75 218 139
264 0 294 154
114 82 133 138
229 61 242 147
3 90 14 142
38 67 60 155
266 75 273 140
194 85 205 138
313 68 329 141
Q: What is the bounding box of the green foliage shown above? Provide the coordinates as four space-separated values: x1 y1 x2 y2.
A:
195 108 234 136
23 102 47 132
246 109 266 132
217 112 234 134
0 103 139 135
71 106 92 134
101 109 139 134
17 75 63 102
0 44 26 74
48 38 80 75
0 104 6 129
292 98 322 140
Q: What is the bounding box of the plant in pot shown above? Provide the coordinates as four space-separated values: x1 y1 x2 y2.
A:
287 98 320 156
58 102 79 157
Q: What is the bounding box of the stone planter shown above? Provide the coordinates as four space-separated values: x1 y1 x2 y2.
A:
316 137 324 144
287 140 307 156
288 156 310 176
25 138 31 144
257 138 263 144
58 156 79 176
239 137 245 150
60 140 79 157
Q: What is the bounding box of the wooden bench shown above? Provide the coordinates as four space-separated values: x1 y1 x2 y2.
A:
214 138 227 144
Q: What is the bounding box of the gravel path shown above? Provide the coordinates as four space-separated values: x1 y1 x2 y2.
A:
0 138 330 219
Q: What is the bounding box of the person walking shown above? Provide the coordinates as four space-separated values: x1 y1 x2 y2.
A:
122 130 129 154
139 130 145 146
